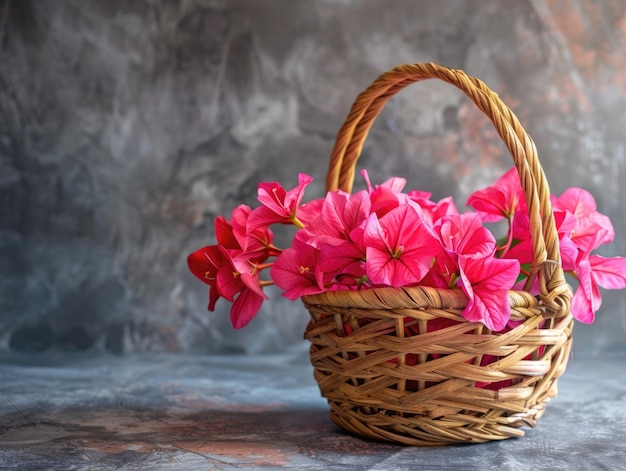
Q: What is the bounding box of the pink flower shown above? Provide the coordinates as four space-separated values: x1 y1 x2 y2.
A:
247 173 314 229
310 190 371 240
223 253 269 329
296 197 324 227
424 213 497 289
458 255 520 332
552 187 614 255
505 209 578 270
363 203 442 287
411 195 459 226
187 245 228 311
270 235 326 300
436 213 496 258
229 205 274 258
466 167 525 222
315 236 366 281
571 255 626 323
187 244 268 329
361 169 409 217
187 167 626 331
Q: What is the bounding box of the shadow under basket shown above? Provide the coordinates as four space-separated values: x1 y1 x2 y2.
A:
302 63 574 446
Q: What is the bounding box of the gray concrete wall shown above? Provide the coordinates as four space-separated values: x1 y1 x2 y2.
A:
1 0 625 354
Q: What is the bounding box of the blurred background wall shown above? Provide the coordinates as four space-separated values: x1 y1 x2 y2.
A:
1 0 624 355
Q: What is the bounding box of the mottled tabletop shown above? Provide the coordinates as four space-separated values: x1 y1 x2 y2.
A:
1 347 625 471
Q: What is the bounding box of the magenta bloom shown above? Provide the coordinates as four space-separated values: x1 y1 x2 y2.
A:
187 240 269 329
363 204 442 287
229 205 274 257
361 169 409 217
187 167 626 333
270 235 326 300
458 255 520 332
552 187 614 257
436 213 495 258
466 167 525 222
572 255 626 323
187 245 229 311
248 173 314 229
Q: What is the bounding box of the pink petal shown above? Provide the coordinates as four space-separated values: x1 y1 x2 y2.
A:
437 213 495 257
257 181 288 216
246 205 287 231
466 187 510 222
457 256 519 330
343 191 371 233
365 251 425 288
187 246 220 284
463 286 512 332
230 289 264 329
297 197 324 227
320 191 349 238
559 236 578 271
215 216 239 249
571 259 598 323
270 246 324 300
380 176 407 193
216 265 244 301
317 238 365 278
589 255 626 290
284 173 314 208
554 187 597 217
466 167 524 221
460 254 519 291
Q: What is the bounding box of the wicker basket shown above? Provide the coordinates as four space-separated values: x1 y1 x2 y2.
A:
302 63 574 446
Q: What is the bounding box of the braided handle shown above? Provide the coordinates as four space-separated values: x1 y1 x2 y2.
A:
325 63 570 316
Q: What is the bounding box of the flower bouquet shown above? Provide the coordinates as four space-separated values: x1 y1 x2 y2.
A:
188 63 626 445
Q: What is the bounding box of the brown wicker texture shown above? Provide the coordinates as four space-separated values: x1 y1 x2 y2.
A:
302 63 574 446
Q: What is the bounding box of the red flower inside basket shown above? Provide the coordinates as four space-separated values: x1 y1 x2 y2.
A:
188 168 626 331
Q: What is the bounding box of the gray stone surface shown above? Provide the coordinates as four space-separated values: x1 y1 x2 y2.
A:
1 350 625 470
1 0 625 353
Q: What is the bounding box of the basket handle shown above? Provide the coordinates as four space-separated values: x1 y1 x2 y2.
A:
325 63 570 317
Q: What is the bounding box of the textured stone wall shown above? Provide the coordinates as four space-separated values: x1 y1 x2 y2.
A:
1 0 625 354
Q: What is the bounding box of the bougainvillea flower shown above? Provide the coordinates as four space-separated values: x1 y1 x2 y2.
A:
223 253 270 329
437 213 496 258
214 206 274 263
230 288 265 329
458 255 520 332
187 167 626 333
363 204 442 287
552 187 615 255
320 190 371 239
315 236 366 281
270 235 326 300
187 245 231 311
506 210 578 270
569 215 614 260
296 197 324 227
214 216 240 251
466 167 526 222
248 173 314 229
411 195 459 226
361 169 408 217
571 255 626 323
188 243 269 329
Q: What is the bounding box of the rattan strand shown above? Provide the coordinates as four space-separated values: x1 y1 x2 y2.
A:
302 63 574 445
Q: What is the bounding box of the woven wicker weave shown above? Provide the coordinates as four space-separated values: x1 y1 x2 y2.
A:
302 63 574 446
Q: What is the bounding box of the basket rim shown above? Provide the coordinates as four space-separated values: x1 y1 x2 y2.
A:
301 285 539 312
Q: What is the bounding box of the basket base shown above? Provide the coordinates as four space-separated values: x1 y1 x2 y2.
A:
325 397 551 446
